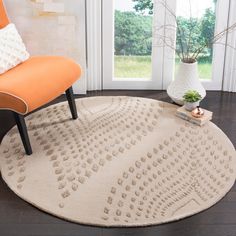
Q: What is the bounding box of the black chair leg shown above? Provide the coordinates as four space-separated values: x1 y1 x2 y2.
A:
66 86 78 120
14 113 33 155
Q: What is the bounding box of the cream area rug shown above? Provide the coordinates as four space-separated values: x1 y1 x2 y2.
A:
0 96 236 227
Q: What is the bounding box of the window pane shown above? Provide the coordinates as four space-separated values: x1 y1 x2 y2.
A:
175 0 217 80
114 0 153 80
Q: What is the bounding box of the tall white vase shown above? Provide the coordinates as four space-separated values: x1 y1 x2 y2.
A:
167 62 206 105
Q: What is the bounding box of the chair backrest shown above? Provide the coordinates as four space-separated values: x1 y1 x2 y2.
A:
0 0 9 29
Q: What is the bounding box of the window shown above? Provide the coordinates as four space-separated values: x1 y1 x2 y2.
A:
114 1 153 80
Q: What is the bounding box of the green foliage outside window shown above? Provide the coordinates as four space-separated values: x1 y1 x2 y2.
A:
115 10 152 56
115 0 216 62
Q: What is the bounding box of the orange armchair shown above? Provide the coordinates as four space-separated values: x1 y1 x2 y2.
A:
0 0 82 155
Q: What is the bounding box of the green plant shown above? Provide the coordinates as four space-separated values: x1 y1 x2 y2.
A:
183 90 202 103
115 10 152 56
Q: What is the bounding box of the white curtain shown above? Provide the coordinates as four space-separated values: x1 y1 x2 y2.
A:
86 0 102 91
223 0 236 92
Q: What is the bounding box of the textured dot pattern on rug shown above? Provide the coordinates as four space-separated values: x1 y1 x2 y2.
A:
0 96 235 227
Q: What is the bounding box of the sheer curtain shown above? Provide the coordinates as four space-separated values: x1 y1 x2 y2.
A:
223 0 236 92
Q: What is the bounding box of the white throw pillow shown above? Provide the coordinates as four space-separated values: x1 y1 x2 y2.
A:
0 23 30 74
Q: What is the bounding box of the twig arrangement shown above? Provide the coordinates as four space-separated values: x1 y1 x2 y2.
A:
154 0 236 63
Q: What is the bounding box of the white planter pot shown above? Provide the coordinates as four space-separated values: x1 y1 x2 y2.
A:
167 61 206 105
184 101 200 111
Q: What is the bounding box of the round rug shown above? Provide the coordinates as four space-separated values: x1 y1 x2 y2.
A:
0 96 236 227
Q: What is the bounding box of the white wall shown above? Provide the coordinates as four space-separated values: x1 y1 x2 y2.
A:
4 0 87 94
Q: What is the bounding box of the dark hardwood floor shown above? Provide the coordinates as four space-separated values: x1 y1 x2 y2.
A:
0 91 235 236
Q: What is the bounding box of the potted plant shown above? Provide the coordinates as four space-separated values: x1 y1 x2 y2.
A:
183 90 202 111
167 59 206 105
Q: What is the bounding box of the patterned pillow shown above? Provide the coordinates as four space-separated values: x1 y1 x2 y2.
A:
0 23 30 74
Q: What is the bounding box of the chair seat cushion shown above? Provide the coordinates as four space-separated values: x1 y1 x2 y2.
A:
0 56 82 114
